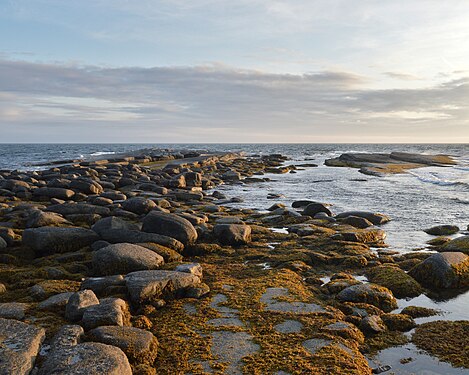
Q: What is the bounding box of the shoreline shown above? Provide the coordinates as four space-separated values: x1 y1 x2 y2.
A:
0 150 468 374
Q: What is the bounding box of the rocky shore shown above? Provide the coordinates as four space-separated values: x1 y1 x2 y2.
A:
0 149 468 374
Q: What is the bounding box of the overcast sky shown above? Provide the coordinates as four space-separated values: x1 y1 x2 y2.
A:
1 0 468 142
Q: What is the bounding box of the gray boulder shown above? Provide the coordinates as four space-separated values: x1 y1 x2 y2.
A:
22 227 99 255
81 298 129 331
335 211 390 225
408 252 469 288
302 203 333 217
65 290 99 322
70 179 104 195
88 326 158 363
38 292 74 311
337 283 397 312
46 203 110 216
0 302 27 320
121 197 156 215
442 235 469 254
424 225 459 236
92 243 164 276
91 216 140 235
213 224 251 246
142 212 198 246
0 318 45 375
33 187 75 200
125 270 201 304
25 210 70 228
38 342 132 375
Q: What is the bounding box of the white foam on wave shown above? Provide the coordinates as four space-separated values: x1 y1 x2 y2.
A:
89 151 117 156
409 166 469 188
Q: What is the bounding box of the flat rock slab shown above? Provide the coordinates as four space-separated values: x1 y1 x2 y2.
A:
0 318 45 375
0 302 27 320
274 319 304 334
260 287 325 314
208 293 244 327
211 331 260 375
125 270 201 304
38 342 132 375
302 338 333 355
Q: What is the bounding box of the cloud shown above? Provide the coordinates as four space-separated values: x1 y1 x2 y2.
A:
0 58 468 142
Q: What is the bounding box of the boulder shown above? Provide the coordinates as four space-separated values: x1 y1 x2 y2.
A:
38 292 74 311
359 315 386 335
70 179 104 195
175 263 203 279
442 235 469 253
33 187 75 200
38 342 132 375
365 265 423 298
81 298 129 331
0 318 45 375
46 203 110 216
125 270 201 304
408 252 469 288
22 227 99 255
337 228 386 244
302 203 333 217
0 302 27 320
341 216 373 229
424 225 459 236
25 210 71 228
213 224 251 246
91 216 140 235
88 326 158 364
381 313 416 332
337 283 397 312
92 243 164 276
335 211 390 225
65 290 99 322
142 212 198 246
121 197 156 215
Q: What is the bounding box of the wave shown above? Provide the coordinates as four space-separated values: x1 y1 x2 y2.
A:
409 168 469 188
89 151 117 156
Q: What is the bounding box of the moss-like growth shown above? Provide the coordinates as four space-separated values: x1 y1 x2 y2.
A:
365 265 423 298
381 313 416 332
400 306 440 318
412 321 469 368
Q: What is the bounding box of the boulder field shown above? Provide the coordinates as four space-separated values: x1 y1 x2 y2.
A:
0 149 466 373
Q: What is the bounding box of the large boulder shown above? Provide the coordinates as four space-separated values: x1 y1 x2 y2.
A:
33 187 75 200
0 318 45 375
365 265 423 298
38 342 132 375
142 212 198 246
213 224 251 246
91 216 140 235
336 228 386 244
69 179 104 195
92 243 164 276
121 197 156 215
442 235 469 254
22 227 99 255
46 203 110 216
302 203 333 217
335 211 390 225
65 290 99 322
25 210 71 228
88 326 158 364
424 225 459 236
337 283 397 312
81 298 130 331
408 252 469 289
125 270 201 304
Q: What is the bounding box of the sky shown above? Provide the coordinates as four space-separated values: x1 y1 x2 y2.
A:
1 0 469 143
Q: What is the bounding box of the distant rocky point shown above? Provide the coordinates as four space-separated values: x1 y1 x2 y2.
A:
325 152 456 176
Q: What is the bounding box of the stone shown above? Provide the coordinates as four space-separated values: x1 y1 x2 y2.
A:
65 290 99 322
136 243 183 262
0 303 27 320
175 263 203 279
359 315 386 335
337 283 397 312
81 298 129 330
442 235 469 253
25 210 70 228
80 275 125 297
0 318 45 375
337 228 386 244
213 224 251 246
92 243 164 276
33 187 75 200
400 306 440 318
142 212 198 246
424 225 459 236
125 270 201 304
49 324 83 351
365 265 423 298
121 197 156 215
302 203 333 217
381 313 416 332
341 216 374 229
70 179 104 195
38 342 132 375
22 227 99 255
91 216 140 236
186 283 210 298
274 320 304 334
408 252 469 288
335 211 390 225
88 326 158 364
38 292 74 311
46 202 110 216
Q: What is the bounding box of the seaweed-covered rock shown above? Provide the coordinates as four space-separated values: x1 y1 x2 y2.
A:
337 283 397 312
335 211 390 225
442 235 469 253
336 229 386 244
142 212 198 246
365 265 422 298
125 270 201 304
0 318 45 375
22 227 99 255
424 225 459 236
400 306 440 318
381 313 416 332
412 320 469 368
213 224 251 246
359 315 386 335
88 326 158 364
92 243 164 276
341 216 373 229
408 252 469 289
